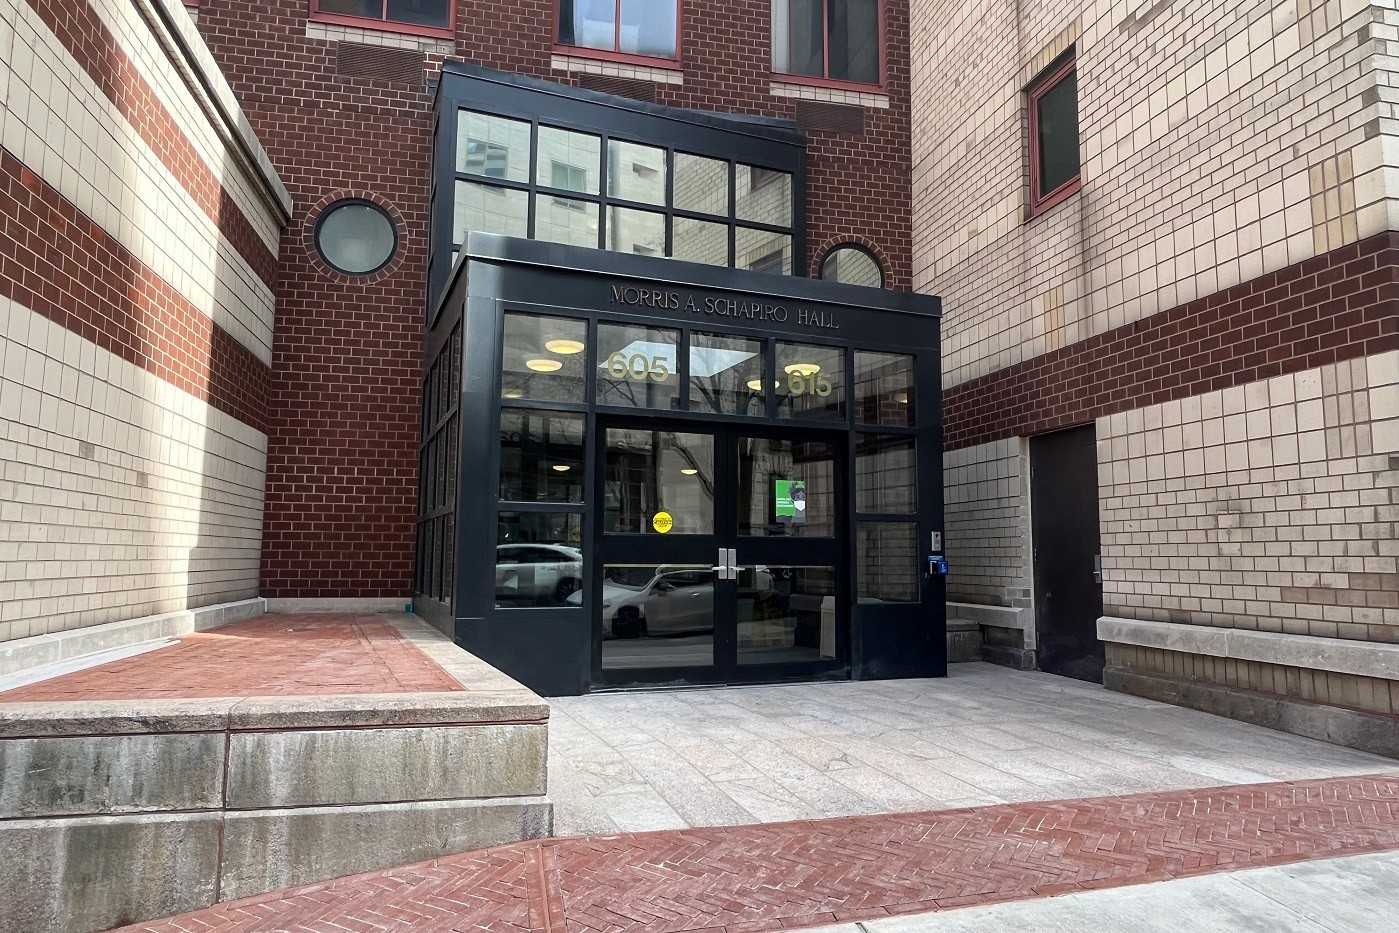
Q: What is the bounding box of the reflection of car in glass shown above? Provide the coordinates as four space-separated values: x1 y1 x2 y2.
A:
495 544 583 605
569 566 773 638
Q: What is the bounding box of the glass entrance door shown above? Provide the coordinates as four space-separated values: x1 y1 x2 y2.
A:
594 418 847 686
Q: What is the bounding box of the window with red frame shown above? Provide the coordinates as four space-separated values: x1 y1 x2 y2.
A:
1027 53 1080 215
772 0 880 86
557 0 678 60
313 0 453 33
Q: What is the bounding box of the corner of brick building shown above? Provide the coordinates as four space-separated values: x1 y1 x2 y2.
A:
193 0 915 598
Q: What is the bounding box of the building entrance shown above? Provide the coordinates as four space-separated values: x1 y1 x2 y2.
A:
594 419 847 687
415 234 945 696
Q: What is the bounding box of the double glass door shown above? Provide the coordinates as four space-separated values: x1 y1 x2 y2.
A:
595 417 847 686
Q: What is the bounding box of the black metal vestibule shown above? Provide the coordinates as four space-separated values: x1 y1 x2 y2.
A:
415 234 945 697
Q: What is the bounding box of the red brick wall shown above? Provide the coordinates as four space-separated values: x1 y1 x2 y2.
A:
944 233 1399 452
192 0 914 598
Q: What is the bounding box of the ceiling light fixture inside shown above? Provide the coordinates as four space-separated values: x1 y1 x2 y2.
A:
545 339 585 355
526 358 563 373
784 363 820 377
552 464 571 472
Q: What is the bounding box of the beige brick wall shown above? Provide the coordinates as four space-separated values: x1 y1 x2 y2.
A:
0 299 268 642
912 0 1396 390
0 0 285 643
1097 351 1399 643
943 439 1034 615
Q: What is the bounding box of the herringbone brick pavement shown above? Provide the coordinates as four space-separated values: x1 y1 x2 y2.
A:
116 773 1399 933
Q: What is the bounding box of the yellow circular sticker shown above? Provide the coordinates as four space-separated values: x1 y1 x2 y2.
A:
652 511 673 534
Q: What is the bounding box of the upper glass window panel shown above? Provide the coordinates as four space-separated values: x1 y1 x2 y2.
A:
501 313 589 403
672 216 728 267
457 112 530 182
854 351 914 427
1030 56 1081 210
439 102 798 287
315 0 452 31
736 166 793 227
603 429 714 534
454 181 527 245
689 333 764 416
607 140 667 205
537 197 599 248
856 434 916 513
597 323 680 409
499 410 585 503
772 0 880 85
607 206 666 257
674 154 730 216
558 0 679 59
738 437 837 537
737 228 793 275
776 342 845 421
537 127 601 195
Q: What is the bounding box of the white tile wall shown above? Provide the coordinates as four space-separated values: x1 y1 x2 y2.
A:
1096 351 1399 640
0 297 268 644
944 438 1035 623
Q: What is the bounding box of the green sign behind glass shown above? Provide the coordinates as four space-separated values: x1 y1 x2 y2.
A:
775 479 806 523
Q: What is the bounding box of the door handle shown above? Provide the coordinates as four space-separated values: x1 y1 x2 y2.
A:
711 549 737 580
1092 554 1102 585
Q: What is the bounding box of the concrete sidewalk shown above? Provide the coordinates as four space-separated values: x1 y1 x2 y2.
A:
549 663 1395 835
821 849 1399 933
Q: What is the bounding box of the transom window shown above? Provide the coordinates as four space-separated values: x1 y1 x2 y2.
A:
1028 52 1081 215
450 110 796 274
557 0 679 61
312 0 454 34
772 0 881 86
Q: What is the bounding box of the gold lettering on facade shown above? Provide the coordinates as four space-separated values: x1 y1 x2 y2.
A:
608 285 839 329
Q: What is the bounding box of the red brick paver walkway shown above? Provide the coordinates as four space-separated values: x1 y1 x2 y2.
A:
0 614 463 700
119 773 1399 933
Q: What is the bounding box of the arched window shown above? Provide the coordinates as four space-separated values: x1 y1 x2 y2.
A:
820 245 883 288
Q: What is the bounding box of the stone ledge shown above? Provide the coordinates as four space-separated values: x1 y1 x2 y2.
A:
0 598 266 678
1098 616 1399 682
266 596 408 613
1106 667 1399 759
948 601 1030 632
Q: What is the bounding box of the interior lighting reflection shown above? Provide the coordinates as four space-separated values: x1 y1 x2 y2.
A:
545 339 585 355
552 464 572 472
526 358 563 372
784 363 820 377
681 468 699 475
503 389 525 398
746 379 780 391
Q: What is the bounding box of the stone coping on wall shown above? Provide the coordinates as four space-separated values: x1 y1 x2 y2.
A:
0 598 267 679
1098 616 1399 682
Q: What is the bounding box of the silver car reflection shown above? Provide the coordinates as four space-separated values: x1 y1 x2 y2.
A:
568 566 773 638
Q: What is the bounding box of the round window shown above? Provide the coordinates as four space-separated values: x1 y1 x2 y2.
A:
821 245 884 288
314 200 397 275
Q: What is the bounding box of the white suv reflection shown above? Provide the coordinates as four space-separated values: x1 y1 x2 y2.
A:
494 544 583 605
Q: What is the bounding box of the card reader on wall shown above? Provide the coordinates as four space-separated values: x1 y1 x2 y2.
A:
928 555 948 576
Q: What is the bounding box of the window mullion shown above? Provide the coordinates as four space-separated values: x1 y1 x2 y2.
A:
823 0 832 79
614 0 622 53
